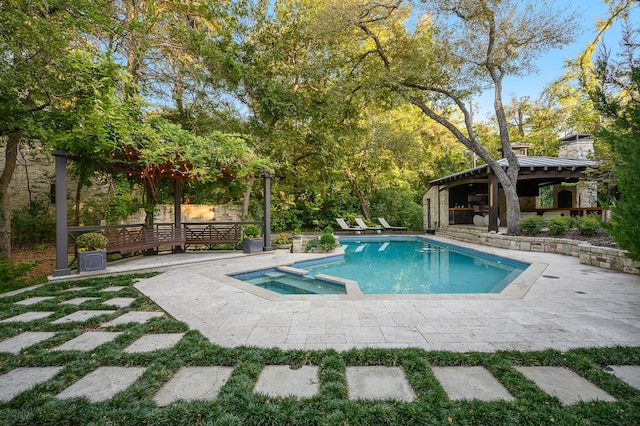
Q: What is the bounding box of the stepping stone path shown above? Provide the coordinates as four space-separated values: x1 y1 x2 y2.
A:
346 366 416 401
100 286 126 292
254 365 319 398
123 333 184 353
0 367 63 402
0 332 57 354
102 297 136 308
60 297 100 305
15 297 55 306
515 366 616 405
1 311 54 323
0 363 636 405
154 366 233 407
432 366 515 402
51 310 116 324
607 365 640 390
62 286 91 292
57 366 146 402
51 332 123 351
101 311 164 327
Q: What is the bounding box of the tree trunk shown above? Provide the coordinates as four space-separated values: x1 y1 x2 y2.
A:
344 167 370 220
0 130 21 260
74 179 82 226
242 178 254 219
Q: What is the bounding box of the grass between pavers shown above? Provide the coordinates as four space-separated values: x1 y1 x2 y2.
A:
0 275 639 425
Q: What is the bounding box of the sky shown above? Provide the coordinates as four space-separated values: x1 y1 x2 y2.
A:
473 0 639 120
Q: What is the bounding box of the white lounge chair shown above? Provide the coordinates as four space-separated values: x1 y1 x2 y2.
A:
336 218 364 234
377 217 407 232
355 218 383 233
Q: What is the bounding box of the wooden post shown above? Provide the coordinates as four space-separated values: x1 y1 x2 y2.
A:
52 150 72 276
173 179 183 253
488 171 499 232
263 173 273 251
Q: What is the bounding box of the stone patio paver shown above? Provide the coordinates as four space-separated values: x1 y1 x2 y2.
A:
102 297 136 308
1 311 54 323
50 332 123 352
57 366 146 402
63 286 91 292
0 367 63 402
51 310 116 324
60 297 100 305
515 366 616 405
0 332 57 354
607 365 640 390
153 366 233 406
432 366 514 402
101 311 164 327
15 297 55 306
346 366 416 402
123 333 184 353
254 365 319 398
100 286 126 292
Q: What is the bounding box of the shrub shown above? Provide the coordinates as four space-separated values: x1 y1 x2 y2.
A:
319 233 337 251
243 225 261 238
547 215 572 236
0 260 34 293
76 232 108 251
519 216 547 235
574 214 603 236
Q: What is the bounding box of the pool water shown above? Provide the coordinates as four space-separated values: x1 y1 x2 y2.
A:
294 238 527 294
235 270 346 295
233 237 528 295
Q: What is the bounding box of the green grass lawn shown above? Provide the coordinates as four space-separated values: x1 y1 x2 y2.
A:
1 274 639 425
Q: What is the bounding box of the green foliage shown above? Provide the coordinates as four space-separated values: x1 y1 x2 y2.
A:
243 225 261 238
589 26 640 261
76 232 108 251
574 214 603 236
106 179 142 225
547 215 572 236
319 232 337 250
0 260 34 293
519 216 547 236
11 201 56 247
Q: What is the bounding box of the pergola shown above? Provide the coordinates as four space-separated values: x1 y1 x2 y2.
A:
51 150 272 277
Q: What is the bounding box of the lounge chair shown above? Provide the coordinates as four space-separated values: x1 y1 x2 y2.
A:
377 217 407 232
336 218 364 234
354 218 384 233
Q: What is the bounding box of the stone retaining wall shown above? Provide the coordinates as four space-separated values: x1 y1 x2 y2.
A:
438 227 639 275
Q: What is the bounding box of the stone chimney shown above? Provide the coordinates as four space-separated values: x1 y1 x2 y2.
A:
558 134 594 160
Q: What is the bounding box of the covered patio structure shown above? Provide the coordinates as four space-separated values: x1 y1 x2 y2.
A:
423 134 603 233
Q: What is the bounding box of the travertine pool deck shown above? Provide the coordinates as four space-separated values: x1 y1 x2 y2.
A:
64 234 640 353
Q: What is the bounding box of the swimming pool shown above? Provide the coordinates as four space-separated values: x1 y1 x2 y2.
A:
234 236 528 295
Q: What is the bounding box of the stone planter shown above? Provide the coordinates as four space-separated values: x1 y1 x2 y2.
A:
78 250 107 273
243 237 263 253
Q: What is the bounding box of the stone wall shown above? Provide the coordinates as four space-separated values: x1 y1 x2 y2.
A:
0 143 55 211
122 204 243 224
437 227 639 275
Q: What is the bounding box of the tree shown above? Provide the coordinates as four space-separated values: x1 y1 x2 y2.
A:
589 22 640 261
326 0 578 234
0 0 112 259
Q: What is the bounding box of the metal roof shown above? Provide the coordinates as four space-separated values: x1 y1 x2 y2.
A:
429 156 597 185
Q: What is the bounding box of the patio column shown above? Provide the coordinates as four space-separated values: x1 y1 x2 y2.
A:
488 171 499 232
52 150 71 277
263 173 273 251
